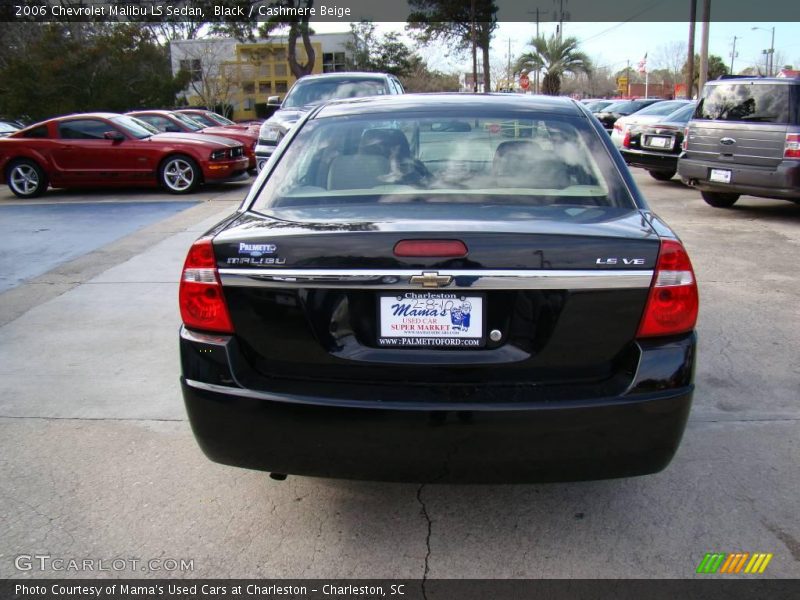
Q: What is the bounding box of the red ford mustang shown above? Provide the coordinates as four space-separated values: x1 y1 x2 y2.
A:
128 110 258 171
0 113 249 198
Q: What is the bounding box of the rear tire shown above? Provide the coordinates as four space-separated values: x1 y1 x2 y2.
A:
7 159 48 198
701 191 740 208
159 155 200 194
648 169 676 181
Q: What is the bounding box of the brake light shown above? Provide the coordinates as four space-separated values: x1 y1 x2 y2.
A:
622 128 631 148
681 127 689 151
637 240 698 338
785 133 800 159
179 238 233 333
394 240 468 257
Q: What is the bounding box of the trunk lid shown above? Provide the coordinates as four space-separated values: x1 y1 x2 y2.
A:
212 211 660 389
685 121 787 167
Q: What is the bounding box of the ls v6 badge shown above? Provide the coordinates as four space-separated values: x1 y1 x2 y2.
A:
596 257 646 265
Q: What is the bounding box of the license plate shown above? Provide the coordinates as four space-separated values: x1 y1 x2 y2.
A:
378 292 484 348
644 135 671 149
709 168 732 183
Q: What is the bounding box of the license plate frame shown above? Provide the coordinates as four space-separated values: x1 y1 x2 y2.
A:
377 291 485 348
643 135 672 150
709 168 732 183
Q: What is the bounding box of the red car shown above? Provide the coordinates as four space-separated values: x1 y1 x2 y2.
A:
0 113 248 198
129 110 258 171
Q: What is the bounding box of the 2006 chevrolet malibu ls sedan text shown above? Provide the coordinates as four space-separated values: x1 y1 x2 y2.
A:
178 94 698 483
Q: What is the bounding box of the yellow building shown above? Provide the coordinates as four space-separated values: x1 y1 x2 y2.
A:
172 34 351 121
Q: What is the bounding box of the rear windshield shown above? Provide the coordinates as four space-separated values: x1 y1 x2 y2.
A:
634 101 690 117
251 112 636 222
283 79 388 108
696 83 794 124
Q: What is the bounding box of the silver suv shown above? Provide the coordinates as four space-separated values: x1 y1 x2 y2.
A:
678 76 800 207
255 72 404 171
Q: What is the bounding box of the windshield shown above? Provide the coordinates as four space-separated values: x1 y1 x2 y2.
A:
172 112 204 131
206 112 235 126
634 101 690 117
587 100 613 112
696 83 792 123
184 112 216 127
110 116 154 139
127 117 159 135
602 101 628 113
251 112 635 222
283 79 388 109
0 122 18 133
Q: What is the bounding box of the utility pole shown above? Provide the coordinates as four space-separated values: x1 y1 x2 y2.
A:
507 37 512 92
698 0 710 92
769 27 775 76
730 35 738 74
528 7 542 94
687 0 696 99
554 0 568 40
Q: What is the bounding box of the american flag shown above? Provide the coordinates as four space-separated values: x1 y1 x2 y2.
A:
637 53 648 74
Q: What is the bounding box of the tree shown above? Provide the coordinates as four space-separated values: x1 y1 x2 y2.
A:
515 35 592 95
346 21 415 77
175 39 238 112
399 56 460 92
407 0 498 92
682 54 729 89
258 1 316 79
654 41 687 88
0 23 187 121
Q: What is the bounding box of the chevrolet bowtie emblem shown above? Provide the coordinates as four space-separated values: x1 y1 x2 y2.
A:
410 271 453 288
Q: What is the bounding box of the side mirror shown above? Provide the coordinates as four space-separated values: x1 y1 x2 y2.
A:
104 131 125 142
267 96 281 107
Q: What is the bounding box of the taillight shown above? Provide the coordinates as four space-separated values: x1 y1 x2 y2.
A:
785 133 800 159
622 128 631 148
637 240 698 338
394 239 468 257
179 238 233 333
681 127 689 151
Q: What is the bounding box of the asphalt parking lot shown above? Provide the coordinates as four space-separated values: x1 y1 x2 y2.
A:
0 171 798 580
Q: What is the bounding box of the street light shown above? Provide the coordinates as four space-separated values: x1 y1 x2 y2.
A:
751 26 775 76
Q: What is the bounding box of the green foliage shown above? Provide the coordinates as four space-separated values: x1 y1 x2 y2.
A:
515 35 592 95
0 23 187 121
682 54 730 87
346 21 415 77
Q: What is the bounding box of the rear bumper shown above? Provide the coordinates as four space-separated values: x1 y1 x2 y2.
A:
678 157 800 200
180 328 696 483
621 149 679 172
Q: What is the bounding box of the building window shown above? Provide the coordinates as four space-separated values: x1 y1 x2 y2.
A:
273 49 287 62
179 59 202 82
242 82 255 94
258 82 272 94
258 64 271 77
322 52 346 73
275 81 288 94
274 63 287 76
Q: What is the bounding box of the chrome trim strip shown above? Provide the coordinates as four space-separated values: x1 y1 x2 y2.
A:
218 268 654 290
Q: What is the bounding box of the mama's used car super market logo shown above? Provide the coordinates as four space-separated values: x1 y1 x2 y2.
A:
696 552 773 574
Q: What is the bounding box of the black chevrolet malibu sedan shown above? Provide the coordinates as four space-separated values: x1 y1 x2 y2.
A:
179 94 698 483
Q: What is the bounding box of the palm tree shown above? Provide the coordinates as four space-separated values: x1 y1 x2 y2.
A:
516 35 592 95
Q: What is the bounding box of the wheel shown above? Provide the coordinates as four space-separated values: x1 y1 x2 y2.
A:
647 169 676 181
701 191 740 208
7 159 48 198
159 155 200 194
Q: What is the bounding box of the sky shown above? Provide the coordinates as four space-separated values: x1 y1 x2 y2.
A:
311 21 799 77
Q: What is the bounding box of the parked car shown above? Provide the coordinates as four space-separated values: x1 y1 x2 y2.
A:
0 120 20 138
0 112 248 198
620 103 697 181
595 98 665 134
255 72 405 170
176 109 260 136
611 100 694 148
128 110 258 172
678 76 800 207
179 94 698 483
585 99 615 113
